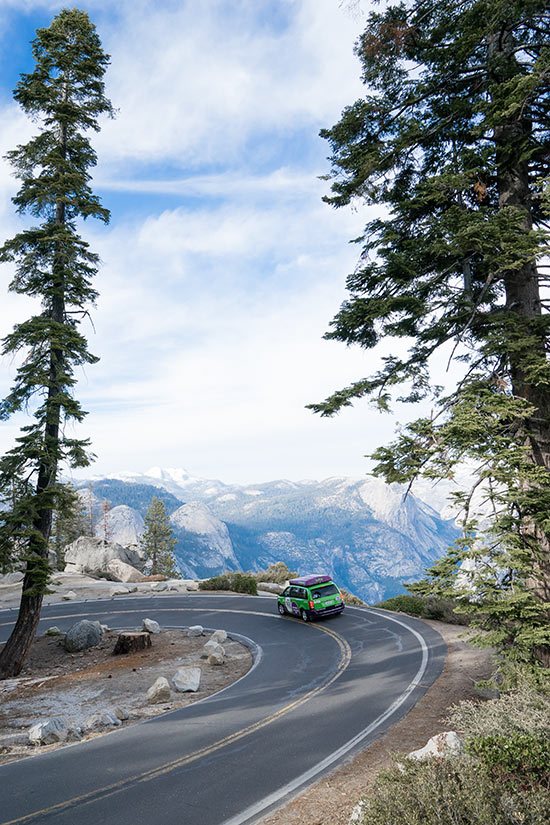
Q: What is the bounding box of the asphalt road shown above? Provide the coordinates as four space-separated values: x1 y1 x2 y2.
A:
0 595 445 825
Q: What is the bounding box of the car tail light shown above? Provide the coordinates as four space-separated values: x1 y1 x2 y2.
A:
309 600 314 609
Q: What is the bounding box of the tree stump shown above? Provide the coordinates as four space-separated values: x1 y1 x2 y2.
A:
112 632 152 656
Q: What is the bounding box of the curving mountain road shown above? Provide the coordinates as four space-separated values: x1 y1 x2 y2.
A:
0 595 445 825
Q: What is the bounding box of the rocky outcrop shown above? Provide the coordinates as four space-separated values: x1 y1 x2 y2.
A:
64 620 102 653
64 536 146 577
94 505 144 547
170 502 239 577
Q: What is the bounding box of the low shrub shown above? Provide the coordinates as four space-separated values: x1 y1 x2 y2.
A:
356 756 549 825
447 686 550 740
199 572 257 595
421 596 469 625
251 562 297 584
374 593 468 624
374 594 426 616
466 732 550 782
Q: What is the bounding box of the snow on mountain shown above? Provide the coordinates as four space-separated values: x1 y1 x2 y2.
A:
93 505 144 547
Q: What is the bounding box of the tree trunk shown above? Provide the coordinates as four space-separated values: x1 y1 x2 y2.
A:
490 28 550 622
112 632 152 656
0 583 43 679
0 122 67 679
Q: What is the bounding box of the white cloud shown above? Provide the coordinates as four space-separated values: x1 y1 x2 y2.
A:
92 0 367 169
0 0 407 485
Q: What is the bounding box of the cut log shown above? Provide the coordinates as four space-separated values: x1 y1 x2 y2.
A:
112 632 152 656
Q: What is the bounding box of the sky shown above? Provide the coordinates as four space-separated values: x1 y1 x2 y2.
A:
0 0 417 485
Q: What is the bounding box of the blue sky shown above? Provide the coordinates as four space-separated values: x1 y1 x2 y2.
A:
0 0 411 485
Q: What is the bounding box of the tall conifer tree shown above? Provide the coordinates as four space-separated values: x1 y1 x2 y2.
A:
312 1 549 668
141 497 179 578
0 9 112 678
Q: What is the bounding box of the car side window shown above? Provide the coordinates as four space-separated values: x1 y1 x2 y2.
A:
282 587 291 597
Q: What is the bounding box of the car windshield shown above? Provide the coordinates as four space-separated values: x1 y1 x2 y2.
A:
311 584 339 599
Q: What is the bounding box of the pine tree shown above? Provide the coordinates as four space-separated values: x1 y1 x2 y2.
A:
141 497 179 578
49 483 89 571
0 9 112 678
311 1 549 669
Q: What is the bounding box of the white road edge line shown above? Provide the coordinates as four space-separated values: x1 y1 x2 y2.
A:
221 609 430 825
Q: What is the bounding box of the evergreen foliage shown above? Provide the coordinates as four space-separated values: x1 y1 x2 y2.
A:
0 9 112 678
141 497 179 578
199 573 258 595
49 483 89 571
88 480 182 516
311 0 550 669
251 561 298 583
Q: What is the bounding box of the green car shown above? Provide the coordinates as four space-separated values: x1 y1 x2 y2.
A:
277 575 345 622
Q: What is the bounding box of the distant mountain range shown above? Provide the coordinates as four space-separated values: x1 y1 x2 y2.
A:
77 467 459 603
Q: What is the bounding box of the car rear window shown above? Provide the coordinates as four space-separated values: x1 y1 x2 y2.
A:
311 584 339 599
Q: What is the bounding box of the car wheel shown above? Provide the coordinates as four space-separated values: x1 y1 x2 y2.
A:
300 609 309 622
277 603 286 616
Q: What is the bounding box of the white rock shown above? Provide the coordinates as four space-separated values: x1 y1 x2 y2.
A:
28 718 68 745
147 677 171 704
62 590 78 601
82 710 121 732
211 629 227 644
114 707 129 721
208 650 225 666
0 571 24 584
167 580 187 592
348 800 367 824
64 536 146 577
45 626 63 636
256 582 284 594
0 732 28 747
172 667 201 693
201 641 225 659
142 618 161 634
188 625 204 637
94 505 145 547
183 580 199 591
106 559 146 583
407 731 463 761
170 502 238 568
152 581 168 592
109 586 130 598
